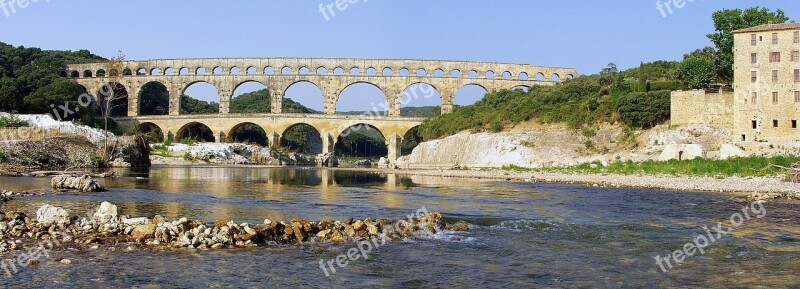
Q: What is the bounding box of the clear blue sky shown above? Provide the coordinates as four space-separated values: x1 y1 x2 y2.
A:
1 0 797 111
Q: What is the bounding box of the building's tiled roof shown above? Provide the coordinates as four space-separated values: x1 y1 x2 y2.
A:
733 22 800 33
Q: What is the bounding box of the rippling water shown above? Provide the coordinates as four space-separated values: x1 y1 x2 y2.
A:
1 167 799 288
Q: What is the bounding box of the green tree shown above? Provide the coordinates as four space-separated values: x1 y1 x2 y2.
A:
0 77 21 112
680 57 717 89
23 78 87 118
683 46 717 61
617 91 671 129
707 7 789 84
637 62 648 92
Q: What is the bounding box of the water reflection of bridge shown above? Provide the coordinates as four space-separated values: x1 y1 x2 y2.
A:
117 167 489 222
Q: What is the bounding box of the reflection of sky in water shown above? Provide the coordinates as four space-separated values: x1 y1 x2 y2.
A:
0 167 798 288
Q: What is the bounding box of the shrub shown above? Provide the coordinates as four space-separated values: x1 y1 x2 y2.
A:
648 81 684 91
617 90 671 129
581 127 597 138
489 120 503 132
0 114 28 128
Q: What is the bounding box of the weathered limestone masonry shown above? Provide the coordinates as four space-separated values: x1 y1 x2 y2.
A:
66 58 577 117
733 23 800 143
670 90 734 129
66 58 578 165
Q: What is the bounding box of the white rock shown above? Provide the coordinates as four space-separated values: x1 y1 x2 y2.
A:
92 202 118 224
36 204 69 226
122 217 148 226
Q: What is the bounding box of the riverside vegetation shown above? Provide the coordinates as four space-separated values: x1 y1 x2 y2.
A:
501 156 800 178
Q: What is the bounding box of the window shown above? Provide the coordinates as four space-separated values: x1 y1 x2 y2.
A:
795 31 799 43
773 92 779 103
770 52 781 63
772 33 778 44
741 134 746 141
751 34 757 46
795 91 800 103
773 120 779 128
751 53 758 64
772 70 779 82
752 120 758 129
751 71 758 83
795 69 800 82
752 92 758 105
793 120 798 129
793 50 800 62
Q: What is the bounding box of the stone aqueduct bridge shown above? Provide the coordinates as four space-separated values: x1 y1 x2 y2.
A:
67 58 577 163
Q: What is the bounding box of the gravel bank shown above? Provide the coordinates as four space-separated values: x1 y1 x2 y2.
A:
389 169 800 197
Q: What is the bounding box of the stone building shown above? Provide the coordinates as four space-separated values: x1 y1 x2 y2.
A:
733 23 800 143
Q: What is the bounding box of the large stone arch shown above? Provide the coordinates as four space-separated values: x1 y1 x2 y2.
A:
138 122 165 143
336 123 388 160
280 122 323 138
400 125 422 156
175 122 215 143
338 122 387 141
453 83 489 106
282 80 325 114
182 80 219 96
233 80 268 93
279 122 324 154
334 81 389 115
96 82 130 117
398 82 442 113
228 122 268 146
138 80 170 116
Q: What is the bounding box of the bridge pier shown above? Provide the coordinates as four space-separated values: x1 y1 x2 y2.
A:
219 91 232 114
216 131 227 143
165 131 174 143
127 87 140 117
168 85 182 116
439 89 455 115
271 91 283 114
321 132 336 155
268 132 281 149
386 134 402 167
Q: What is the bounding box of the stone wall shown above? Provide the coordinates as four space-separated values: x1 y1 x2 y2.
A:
670 90 734 129
0 127 64 141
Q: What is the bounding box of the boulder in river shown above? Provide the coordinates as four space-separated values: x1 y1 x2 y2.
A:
36 204 69 226
93 201 118 224
51 175 106 192
131 224 156 241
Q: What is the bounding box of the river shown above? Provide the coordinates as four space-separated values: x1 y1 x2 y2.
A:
1 167 798 288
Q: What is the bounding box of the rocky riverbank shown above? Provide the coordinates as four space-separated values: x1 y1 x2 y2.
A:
0 201 466 255
151 143 337 167
0 114 150 172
